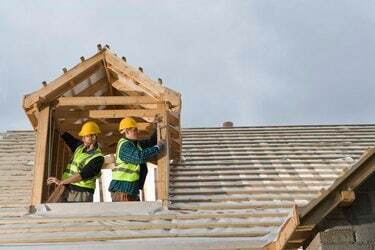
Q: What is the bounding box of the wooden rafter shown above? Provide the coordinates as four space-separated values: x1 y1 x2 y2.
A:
285 148 375 248
23 51 106 110
104 51 181 110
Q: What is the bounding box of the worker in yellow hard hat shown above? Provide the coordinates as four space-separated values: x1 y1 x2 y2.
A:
47 121 104 202
109 117 165 202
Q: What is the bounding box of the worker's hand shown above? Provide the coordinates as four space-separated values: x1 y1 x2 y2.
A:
47 177 62 186
157 139 166 153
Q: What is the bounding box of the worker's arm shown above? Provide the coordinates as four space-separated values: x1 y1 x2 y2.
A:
119 140 160 165
139 129 158 148
47 156 104 185
79 156 104 180
61 132 82 153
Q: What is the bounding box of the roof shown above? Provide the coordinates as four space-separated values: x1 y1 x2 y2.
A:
1 124 375 249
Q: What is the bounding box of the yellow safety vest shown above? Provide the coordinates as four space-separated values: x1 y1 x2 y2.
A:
62 144 103 190
112 138 142 182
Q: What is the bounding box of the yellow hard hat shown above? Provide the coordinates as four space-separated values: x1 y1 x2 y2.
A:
78 121 101 137
119 117 137 131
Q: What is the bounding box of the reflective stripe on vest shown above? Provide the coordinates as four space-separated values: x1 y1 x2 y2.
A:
62 144 103 190
112 138 141 182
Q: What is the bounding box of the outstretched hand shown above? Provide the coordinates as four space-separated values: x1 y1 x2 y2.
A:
47 177 62 186
157 139 166 152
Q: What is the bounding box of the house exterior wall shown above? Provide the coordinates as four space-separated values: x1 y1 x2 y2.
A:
307 174 375 250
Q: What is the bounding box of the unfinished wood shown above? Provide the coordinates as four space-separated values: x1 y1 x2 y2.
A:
23 52 105 109
46 185 65 203
156 103 170 206
59 122 152 133
31 106 50 206
286 149 375 249
106 55 163 97
170 138 182 153
339 190 355 206
54 110 88 120
76 77 107 97
105 52 181 109
89 109 162 119
111 73 154 95
168 111 179 126
168 125 180 139
57 96 160 107
265 206 300 250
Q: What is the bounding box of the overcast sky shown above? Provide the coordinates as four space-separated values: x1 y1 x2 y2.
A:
0 1 374 131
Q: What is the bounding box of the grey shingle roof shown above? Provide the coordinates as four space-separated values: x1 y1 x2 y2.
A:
0 124 374 248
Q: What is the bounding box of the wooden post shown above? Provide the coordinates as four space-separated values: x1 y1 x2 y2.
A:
30 106 50 207
156 102 170 207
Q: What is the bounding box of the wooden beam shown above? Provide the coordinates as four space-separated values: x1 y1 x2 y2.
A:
168 111 179 126
170 138 182 153
169 125 180 139
111 75 160 112
156 103 170 207
111 78 146 96
24 51 106 109
105 52 181 109
287 149 375 248
76 77 107 97
300 149 375 224
340 190 355 206
57 96 160 107
265 205 300 250
30 106 50 207
59 121 152 132
89 109 162 119
105 54 163 97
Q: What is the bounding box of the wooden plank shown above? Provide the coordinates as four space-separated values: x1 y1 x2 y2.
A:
168 125 180 139
111 76 160 114
168 111 179 126
23 51 105 109
265 206 300 250
106 54 163 96
30 106 50 206
76 77 107 96
54 110 88 120
170 138 182 153
285 149 375 248
105 51 181 109
57 96 160 107
111 75 156 97
156 103 170 206
59 121 152 132
340 190 355 207
46 185 65 203
89 109 162 119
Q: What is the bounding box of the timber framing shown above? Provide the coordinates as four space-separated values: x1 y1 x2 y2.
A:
23 45 182 208
285 148 375 249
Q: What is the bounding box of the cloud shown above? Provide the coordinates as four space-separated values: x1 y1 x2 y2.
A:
0 0 374 131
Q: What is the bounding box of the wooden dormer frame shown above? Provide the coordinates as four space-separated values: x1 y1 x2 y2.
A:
23 46 181 208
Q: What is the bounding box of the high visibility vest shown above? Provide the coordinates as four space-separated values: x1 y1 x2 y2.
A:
62 144 103 190
112 138 141 182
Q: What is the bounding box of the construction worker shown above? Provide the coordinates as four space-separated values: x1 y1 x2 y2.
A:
47 121 104 202
109 117 165 202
